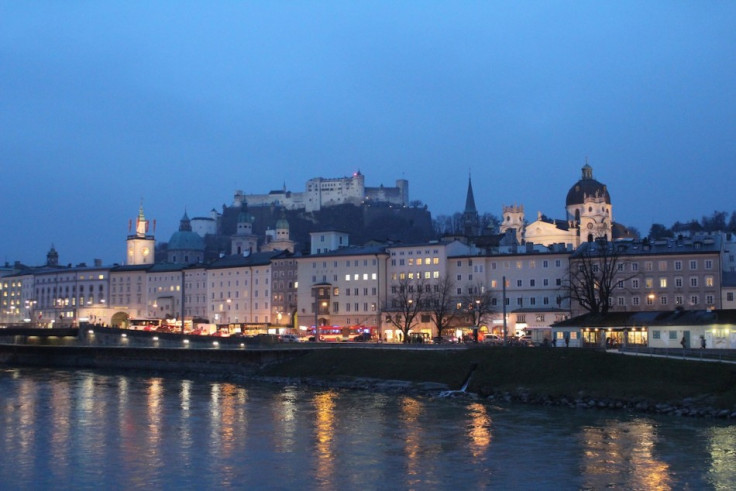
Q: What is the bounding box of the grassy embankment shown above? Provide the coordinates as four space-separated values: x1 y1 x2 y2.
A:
259 347 736 408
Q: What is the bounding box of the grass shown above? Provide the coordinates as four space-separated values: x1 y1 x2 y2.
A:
259 346 736 408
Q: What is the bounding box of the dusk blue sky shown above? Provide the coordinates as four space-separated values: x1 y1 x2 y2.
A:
2 2 735 266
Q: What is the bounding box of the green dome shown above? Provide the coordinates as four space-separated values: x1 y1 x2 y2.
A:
168 230 204 251
276 217 289 230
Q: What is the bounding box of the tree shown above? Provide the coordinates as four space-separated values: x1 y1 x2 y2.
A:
480 213 501 233
385 277 427 343
459 282 496 339
427 275 459 340
648 223 673 240
565 238 638 314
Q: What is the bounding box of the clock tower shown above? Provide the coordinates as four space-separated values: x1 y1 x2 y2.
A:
127 204 155 265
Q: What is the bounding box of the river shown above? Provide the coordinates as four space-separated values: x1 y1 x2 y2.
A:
0 367 734 489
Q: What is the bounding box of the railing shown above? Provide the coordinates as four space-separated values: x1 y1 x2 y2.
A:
619 345 736 362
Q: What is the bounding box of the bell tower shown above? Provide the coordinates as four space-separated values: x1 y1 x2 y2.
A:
126 203 155 265
500 204 525 243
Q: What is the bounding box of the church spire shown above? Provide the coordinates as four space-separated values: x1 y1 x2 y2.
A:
464 173 477 214
462 173 480 236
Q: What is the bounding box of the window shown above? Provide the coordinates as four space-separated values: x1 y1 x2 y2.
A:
544 279 549 286
728 292 734 302
618 297 625 306
689 260 697 270
645 278 653 288
632 279 639 289
632 263 639 271
517 280 522 287
706 295 714 305
658 261 667 271
705 259 713 270
675 295 683 305
675 277 683 288
530 279 535 287
646 296 654 305
645 261 653 271
690 295 698 305
660 295 667 305
674 261 682 271
653 330 660 340
669 331 677 340
659 278 667 288
517 315 526 323
690 277 698 287
632 297 640 306
705 276 714 287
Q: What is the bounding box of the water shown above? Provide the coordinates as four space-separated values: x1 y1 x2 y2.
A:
1 368 734 490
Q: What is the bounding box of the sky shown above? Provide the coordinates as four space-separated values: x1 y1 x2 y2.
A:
2 2 735 266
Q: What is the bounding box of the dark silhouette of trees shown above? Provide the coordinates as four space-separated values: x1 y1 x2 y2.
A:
384 277 427 343
427 275 459 340
564 238 639 314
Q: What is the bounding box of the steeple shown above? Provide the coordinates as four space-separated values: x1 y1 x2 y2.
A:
464 173 477 214
461 173 480 236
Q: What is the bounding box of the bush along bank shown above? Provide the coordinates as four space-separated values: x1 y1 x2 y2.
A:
256 346 736 419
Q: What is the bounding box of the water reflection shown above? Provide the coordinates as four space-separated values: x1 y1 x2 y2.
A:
707 426 736 487
313 390 337 486
0 369 734 489
466 402 492 460
579 419 672 490
399 396 423 481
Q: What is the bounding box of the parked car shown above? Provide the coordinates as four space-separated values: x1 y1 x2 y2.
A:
352 332 373 342
482 334 503 345
279 334 299 343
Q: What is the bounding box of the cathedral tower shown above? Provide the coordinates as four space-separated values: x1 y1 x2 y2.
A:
127 204 155 265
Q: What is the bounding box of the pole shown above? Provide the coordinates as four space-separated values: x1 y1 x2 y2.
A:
502 275 507 345
313 287 319 343
181 269 186 334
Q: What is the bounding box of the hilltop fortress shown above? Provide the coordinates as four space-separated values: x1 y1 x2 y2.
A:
232 170 409 212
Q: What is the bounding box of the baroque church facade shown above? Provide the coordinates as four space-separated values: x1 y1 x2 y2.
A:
500 163 627 248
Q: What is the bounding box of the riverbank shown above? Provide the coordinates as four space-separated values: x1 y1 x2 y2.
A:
2 339 736 418
256 346 736 418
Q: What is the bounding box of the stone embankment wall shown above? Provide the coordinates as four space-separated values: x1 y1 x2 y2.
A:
0 343 311 376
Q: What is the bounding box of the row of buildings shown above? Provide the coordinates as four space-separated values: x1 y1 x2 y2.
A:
2 166 736 345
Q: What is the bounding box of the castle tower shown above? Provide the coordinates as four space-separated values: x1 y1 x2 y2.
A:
127 204 155 265
500 205 525 243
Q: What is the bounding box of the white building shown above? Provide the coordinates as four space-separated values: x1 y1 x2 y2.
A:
232 171 409 212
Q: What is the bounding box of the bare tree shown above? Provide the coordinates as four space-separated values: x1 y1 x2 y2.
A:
427 275 459 340
564 238 638 314
459 282 496 337
385 277 427 343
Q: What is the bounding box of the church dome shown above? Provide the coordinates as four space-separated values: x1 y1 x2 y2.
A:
238 207 255 225
168 229 204 251
565 164 610 207
168 211 205 251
